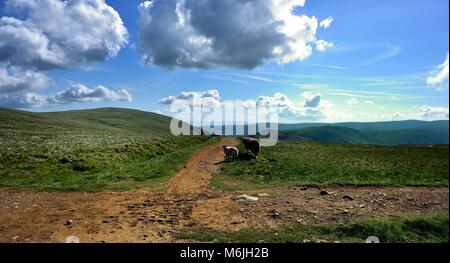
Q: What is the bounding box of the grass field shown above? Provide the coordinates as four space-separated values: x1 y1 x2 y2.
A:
214 141 449 191
0 108 213 191
177 214 449 243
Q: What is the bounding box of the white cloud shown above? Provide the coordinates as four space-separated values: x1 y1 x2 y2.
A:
0 66 49 94
427 53 449 91
138 0 332 69
0 0 129 108
418 105 449 120
1 0 128 70
159 90 334 121
48 84 132 104
347 98 359 105
365 100 375 105
0 66 50 107
1 80 132 108
315 40 334 52
319 16 333 29
159 90 222 108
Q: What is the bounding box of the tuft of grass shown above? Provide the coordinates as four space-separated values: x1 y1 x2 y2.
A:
176 214 449 243
215 141 449 191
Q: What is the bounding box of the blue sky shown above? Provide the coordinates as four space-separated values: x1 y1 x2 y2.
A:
0 0 448 122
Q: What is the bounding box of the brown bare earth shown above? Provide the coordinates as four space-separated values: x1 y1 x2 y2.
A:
0 137 448 243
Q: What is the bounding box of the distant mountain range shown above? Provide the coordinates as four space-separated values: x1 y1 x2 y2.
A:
1 108 448 146
220 120 449 146
278 120 449 145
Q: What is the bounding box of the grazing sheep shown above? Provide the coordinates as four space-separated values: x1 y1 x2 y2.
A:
242 137 260 158
223 145 239 161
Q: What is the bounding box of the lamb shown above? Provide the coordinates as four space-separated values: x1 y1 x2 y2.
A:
242 137 260 158
223 145 239 161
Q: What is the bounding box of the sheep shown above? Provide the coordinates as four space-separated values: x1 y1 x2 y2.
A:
242 137 260 158
223 145 239 161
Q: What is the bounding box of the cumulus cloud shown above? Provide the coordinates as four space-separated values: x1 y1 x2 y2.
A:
299 92 332 119
315 40 334 52
138 0 332 69
1 79 132 108
48 84 132 104
347 98 359 105
0 66 49 94
0 0 128 70
159 89 333 121
319 16 333 29
418 105 449 120
0 0 129 108
0 66 50 107
159 90 222 108
427 53 449 91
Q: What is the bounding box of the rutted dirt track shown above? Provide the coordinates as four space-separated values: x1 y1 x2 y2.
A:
0 138 448 243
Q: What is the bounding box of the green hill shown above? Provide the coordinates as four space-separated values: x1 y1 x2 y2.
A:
277 120 449 145
279 120 449 133
0 107 175 134
279 126 370 144
0 108 211 191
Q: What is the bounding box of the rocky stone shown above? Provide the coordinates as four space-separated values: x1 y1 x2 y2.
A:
232 195 258 202
65 235 80 243
343 195 354 201
64 219 73 226
270 209 281 218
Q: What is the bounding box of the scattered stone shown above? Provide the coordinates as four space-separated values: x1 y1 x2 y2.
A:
300 186 308 191
270 209 281 218
359 204 366 208
343 195 354 201
102 220 109 224
64 219 73 226
257 193 269 197
11 236 19 241
65 236 80 243
320 190 331 196
232 195 259 202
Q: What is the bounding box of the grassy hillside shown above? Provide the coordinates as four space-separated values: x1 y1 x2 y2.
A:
214 141 449 190
224 120 449 145
280 126 370 144
0 108 212 191
279 120 449 132
279 126 449 145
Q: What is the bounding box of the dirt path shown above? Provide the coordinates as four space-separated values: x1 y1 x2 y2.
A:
0 137 448 243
